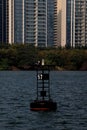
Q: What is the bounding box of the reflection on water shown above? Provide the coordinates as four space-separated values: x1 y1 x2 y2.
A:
0 71 87 130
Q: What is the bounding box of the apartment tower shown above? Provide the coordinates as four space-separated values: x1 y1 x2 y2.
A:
55 0 66 47
75 0 87 47
0 0 57 47
25 0 47 47
47 0 55 46
66 0 87 47
9 0 48 47
0 0 7 43
56 0 87 47
14 0 24 44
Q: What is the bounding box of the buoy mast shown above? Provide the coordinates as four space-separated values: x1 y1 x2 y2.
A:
30 59 57 111
36 60 50 101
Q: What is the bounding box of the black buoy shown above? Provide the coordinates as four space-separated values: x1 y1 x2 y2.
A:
30 60 57 111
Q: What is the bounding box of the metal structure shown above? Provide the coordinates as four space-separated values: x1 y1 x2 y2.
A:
30 63 57 111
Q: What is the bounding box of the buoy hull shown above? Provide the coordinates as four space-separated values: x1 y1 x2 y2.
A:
30 100 57 111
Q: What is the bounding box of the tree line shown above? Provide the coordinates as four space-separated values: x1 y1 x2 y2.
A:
0 44 87 70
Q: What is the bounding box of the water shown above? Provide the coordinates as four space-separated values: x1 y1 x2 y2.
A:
0 71 87 130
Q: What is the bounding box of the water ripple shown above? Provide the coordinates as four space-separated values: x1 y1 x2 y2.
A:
0 71 87 130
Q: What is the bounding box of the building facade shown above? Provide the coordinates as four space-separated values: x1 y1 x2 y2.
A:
66 0 75 47
66 0 87 47
25 0 37 45
37 0 47 47
74 0 87 47
0 0 56 47
56 0 87 48
25 0 47 47
0 0 7 43
55 0 66 47
47 0 54 46
14 0 24 44
7 0 14 44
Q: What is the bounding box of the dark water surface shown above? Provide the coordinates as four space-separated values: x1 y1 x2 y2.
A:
0 71 87 130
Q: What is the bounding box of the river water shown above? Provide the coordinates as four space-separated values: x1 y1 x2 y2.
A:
0 71 87 130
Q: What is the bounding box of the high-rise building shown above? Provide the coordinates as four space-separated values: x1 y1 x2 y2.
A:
66 0 71 47
12 0 48 47
55 0 66 47
57 0 87 48
74 0 87 47
55 0 74 47
25 0 36 45
68 0 87 47
7 0 14 44
65 0 75 47
7 0 49 47
47 0 54 46
0 0 25 44
6 0 24 44
54 0 58 47
37 0 47 47
0 0 7 43
66 0 87 47
25 0 47 47
14 0 24 44
0 0 3 43
0 0 57 47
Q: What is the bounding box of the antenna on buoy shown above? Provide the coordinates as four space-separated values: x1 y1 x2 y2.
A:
30 59 57 111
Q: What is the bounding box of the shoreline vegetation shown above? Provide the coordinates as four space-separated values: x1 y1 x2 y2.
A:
0 44 87 71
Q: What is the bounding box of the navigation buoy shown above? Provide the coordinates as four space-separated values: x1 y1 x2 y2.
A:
30 60 57 111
